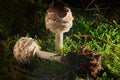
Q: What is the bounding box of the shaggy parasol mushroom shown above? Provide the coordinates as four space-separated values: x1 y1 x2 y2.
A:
13 37 63 63
45 6 74 50
13 38 102 79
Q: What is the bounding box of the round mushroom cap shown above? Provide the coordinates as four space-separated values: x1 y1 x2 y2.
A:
13 37 41 63
45 6 74 33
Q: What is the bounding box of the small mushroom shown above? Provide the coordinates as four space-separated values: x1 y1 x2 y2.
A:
13 37 63 63
45 6 74 50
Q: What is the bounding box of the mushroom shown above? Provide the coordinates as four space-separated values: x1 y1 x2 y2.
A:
13 37 102 79
45 6 74 50
13 37 63 63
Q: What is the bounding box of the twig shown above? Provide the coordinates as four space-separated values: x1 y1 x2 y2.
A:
85 0 96 10
95 4 100 13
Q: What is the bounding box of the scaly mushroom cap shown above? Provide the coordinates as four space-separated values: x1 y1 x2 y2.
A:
45 6 74 33
13 37 40 62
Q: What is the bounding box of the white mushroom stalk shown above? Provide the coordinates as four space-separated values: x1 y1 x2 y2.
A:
45 6 74 50
13 37 63 63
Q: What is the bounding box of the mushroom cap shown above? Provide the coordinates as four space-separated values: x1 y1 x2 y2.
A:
13 37 41 62
45 6 74 33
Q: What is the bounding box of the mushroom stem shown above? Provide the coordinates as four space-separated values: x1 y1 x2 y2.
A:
55 32 63 50
36 50 63 63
